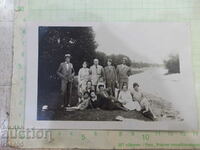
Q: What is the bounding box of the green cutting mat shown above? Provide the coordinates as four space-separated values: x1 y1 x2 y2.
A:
9 0 200 149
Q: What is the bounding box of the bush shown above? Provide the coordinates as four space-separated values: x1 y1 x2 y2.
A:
164 54 180 74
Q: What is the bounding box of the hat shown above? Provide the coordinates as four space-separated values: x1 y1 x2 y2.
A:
65 54 71 58
98 83 105 89
94 58 99 62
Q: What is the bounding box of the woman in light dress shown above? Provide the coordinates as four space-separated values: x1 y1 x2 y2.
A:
132 83 156 119
78 61 90 93
118 83 141 111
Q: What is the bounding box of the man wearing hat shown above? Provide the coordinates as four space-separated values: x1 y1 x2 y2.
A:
116 57 132 89
104 58 117 96
89 58 104 91
57 54 75 107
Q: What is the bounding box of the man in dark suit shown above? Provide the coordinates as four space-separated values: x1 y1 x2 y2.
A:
57 54 75 107
104 58 118 96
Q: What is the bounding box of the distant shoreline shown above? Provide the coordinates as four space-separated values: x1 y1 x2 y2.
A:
131 66 154 75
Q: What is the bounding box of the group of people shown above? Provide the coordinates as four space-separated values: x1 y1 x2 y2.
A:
57 54 156 118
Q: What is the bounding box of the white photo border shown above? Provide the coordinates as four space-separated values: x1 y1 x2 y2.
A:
25 22 198 130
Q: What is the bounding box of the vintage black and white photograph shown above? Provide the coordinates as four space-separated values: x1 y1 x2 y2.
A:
25 23 198 130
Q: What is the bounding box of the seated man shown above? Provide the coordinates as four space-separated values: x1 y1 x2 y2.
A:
96 84 128 111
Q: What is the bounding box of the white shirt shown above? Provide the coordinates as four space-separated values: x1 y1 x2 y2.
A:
65 63 69 70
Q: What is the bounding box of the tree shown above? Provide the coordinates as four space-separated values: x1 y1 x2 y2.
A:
108 54 132 67
38 27 98 91
164 54 180 74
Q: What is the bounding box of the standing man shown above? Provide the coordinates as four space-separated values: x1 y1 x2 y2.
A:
116 57 132 89
89 58 104 91
104 58 117 96
57 54 75 108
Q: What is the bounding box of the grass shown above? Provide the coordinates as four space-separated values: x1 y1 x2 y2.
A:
37 90 181 121
39 109 152 121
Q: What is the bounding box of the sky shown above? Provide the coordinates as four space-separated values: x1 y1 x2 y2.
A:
92 23 190 64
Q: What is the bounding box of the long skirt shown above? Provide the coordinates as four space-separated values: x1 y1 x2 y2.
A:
123 101 141 111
